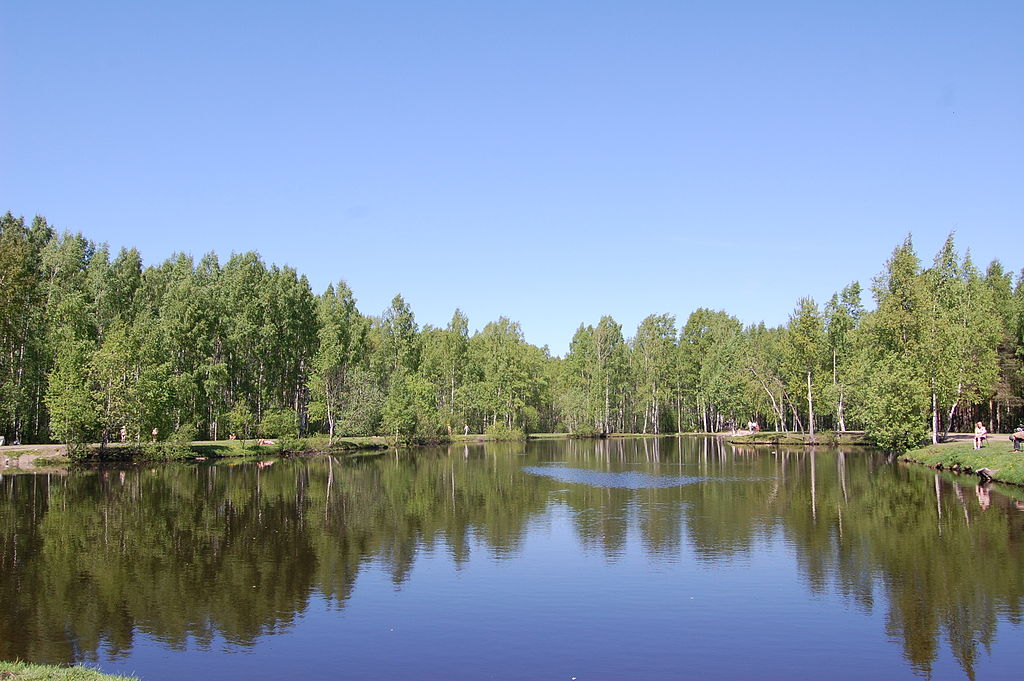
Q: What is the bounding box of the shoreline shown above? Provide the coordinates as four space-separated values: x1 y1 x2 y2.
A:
10 432 1019 486
0 430 809 471
725 431 872 446
900 434 1024 487
0 661 137 681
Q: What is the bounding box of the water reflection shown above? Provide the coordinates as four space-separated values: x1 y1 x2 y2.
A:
522 465 706 488
1 438 1022 680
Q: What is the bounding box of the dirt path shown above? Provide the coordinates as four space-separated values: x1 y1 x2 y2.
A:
0 444 68 472
937 432 1012 444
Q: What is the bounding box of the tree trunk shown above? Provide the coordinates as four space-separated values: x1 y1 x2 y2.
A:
791 401 804 434
945 400 959 442
837 388 846 433
942 382 963 441
604 381 610 434
806 371 815 441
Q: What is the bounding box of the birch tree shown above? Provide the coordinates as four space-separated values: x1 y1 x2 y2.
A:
311 282 367 443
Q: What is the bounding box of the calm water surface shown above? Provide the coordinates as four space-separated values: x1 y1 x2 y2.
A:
2 437 1023 680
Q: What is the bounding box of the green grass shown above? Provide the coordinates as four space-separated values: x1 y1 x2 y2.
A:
69 436 392 462
727 431 871 446
0 661 138 681
24 456 67 467
902 438 1024 486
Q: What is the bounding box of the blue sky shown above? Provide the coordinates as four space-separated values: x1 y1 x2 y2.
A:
3 1 1022 354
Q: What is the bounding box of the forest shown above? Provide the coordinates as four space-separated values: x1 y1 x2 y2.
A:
1 212 1022 452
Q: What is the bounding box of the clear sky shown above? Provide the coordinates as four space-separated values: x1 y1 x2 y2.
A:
3 1 1022 355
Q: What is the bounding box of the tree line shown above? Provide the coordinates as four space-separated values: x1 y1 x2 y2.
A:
2 212 1022 451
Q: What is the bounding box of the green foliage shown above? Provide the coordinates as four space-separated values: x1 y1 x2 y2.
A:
46 351 98 448
814 429 839 445
142 440 193 460
903 439 1024 486
0 661 138 681
225 403 255 439
259 408 299 438
383 372 442 443
311 280 367 441
274 435 306 452
561 316 627 433
484 422 526 440
679 309 745 432
857 357 930 452
1 212 1021 447
632 313 677 433
568 422 601 438
171 423 199 444
465 317 539 432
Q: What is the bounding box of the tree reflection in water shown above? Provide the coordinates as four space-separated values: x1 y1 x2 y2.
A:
1 437 1022 679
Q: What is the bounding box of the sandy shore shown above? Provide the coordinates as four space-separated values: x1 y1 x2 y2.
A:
0 443 68 471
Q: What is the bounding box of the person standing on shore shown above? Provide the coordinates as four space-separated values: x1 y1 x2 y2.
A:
974 421 987 449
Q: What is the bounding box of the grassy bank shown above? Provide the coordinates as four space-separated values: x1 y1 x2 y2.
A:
726 431 871 446
10 430 879 467
0 661 137 681
62 435 392 462
901 438 1024 486
30 431 559 464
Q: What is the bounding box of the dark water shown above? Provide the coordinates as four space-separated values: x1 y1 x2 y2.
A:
2 438 1023 681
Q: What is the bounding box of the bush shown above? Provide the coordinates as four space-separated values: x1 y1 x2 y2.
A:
259 408 298 438
224 404 255 439
858 360 929 453
570 423 601 438
484 422 526 441
817 430 839 446
142 441 192 460
272 436 303 450
171 423 198 444
66 441 92 461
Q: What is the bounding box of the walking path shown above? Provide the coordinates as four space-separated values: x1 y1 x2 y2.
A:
0 443 67 471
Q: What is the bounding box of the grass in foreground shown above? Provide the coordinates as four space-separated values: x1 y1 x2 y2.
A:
902 439 1024 486
0 661 137 681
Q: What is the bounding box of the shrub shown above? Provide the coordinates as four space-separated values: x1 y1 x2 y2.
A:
142 441 192 460
484 422 526 441
65 441 92 461
171 423 198 444
224 404 255 439
275 436 296 452
570 423 601 438
259 408 298 438
817 430 839 446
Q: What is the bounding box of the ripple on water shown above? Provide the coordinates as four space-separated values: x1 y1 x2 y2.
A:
521 465 706 489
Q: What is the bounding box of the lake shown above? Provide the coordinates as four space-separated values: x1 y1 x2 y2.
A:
2 437 1023 680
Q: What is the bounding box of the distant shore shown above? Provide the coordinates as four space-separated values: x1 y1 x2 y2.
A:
725 430 872 446
13 432 1019 483
0 430 834 471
